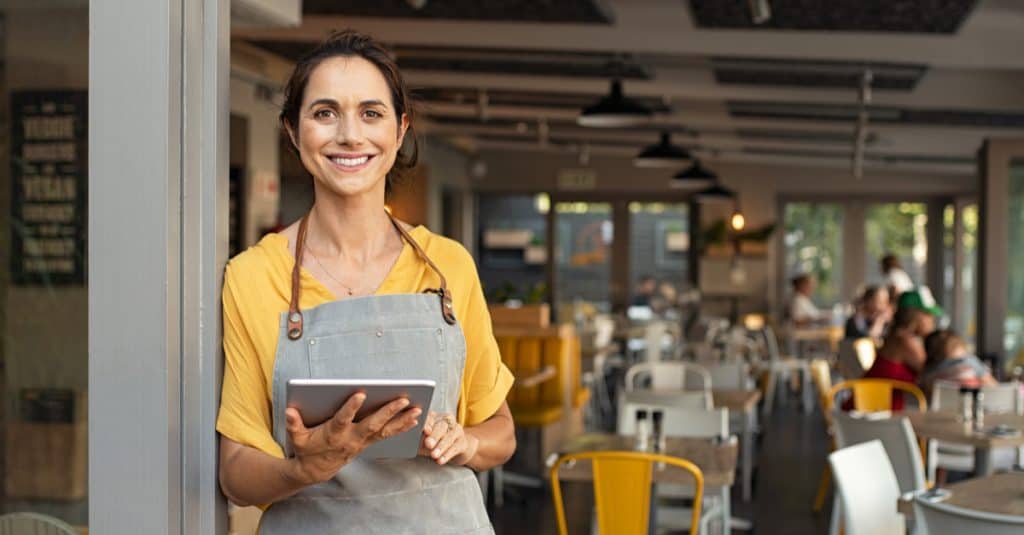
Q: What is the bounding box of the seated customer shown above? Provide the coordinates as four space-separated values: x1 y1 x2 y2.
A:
788 274 826 327
863 291 940 409
918 329 996 397
845 285 891 340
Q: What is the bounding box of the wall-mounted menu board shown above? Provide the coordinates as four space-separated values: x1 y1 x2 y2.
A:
10 90 87 285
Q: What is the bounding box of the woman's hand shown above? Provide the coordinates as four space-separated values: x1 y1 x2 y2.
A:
285 393 422 485
419 412 479 466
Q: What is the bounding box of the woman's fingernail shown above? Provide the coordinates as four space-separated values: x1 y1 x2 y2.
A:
433 449 440 457
426 438 435 448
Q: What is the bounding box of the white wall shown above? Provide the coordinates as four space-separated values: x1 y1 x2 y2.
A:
229 74 281 247
473 147 977 314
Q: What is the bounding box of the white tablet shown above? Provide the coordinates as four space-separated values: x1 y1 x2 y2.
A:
286 378 435 459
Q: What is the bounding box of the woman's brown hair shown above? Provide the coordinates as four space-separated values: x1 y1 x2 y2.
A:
279 30 418 196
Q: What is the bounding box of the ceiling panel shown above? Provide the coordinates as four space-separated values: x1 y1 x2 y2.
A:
728 101 1024 128
302 0 615 23
712 57 927 90
246 40 652 79
688 0 979 34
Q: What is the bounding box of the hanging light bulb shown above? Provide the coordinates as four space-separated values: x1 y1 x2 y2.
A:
730 208 746 231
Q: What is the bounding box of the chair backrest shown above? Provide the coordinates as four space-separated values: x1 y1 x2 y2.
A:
828 440 906 535
837 338 875 380
550 450 705 535
828 379 927 412
931 380 1023 414
701 361 752 390
809 359 834 426
624 362 711 393
618 401 728 439
0 512 78 535
833 412 926 494
760 325 783 362
913 494 1024 535
620 389 713 412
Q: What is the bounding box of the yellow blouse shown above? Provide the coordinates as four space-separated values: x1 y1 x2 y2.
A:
216 226 513 458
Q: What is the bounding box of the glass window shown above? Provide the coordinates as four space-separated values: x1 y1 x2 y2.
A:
864 202 928 290
476 194 548 305
961 204 979 344
0 3 89 527
554 202 613 317
1007 160 1024 367
628 202 688 308
784 203 844 307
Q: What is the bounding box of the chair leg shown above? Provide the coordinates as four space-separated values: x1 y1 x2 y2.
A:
813 465 831 512
828 495 841 535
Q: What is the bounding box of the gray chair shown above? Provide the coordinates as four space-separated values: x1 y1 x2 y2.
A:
913 494 1024 535
0 512 78 535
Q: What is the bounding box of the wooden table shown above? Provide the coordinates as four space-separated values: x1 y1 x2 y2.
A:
554 432 738 535
905 411 1024 475
898 472 1024 517
713 389 762 502
790 325 843 355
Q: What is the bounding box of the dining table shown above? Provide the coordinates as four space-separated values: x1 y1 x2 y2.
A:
904 411 1024 476
897 471 1024 518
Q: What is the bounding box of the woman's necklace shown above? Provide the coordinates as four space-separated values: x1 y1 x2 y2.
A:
305 243 356 296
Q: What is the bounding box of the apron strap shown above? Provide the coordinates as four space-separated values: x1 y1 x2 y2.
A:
286 214 310 340
286 210 457 340
386 212 457 326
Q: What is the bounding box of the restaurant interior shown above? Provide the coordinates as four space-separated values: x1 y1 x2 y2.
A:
223 1 1024 533
3 0 1024 534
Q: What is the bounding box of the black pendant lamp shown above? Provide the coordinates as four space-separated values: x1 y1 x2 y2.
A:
670 159 717 188
634 131 692 168
578 79 653 128
695 182 737 203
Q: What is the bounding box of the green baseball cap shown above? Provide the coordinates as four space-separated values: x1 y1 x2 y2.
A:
897 287 944 317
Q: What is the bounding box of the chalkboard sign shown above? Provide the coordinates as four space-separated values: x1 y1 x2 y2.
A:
10 90 87 285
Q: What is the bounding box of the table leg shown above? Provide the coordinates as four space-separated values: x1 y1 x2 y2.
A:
721 487 731 535
974 447 995 476
742 408 754 502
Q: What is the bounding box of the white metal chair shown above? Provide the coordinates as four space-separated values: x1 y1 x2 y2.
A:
618 402 730 535
620 389 713 410
831 413 926 535
755 325 812 414
700 361 753 391
828 440 907 535
625 361 712 393
0 512 78 535
913 494 1024 535
927 381 1023 480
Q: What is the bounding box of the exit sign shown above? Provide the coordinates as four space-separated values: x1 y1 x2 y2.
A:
556 168 597 191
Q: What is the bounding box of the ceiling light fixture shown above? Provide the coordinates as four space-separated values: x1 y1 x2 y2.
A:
695 183 737 203
730 206 746 231
669 159 717 189
578 79 652 128
634 131 692 168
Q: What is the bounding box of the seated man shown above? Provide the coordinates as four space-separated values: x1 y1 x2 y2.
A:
844 285 892 340
918 329 996 398
864 289 942 410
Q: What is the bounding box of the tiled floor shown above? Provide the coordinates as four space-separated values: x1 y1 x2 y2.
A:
491 396 834 534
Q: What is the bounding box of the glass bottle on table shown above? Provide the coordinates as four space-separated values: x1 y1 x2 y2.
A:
634 409 650 451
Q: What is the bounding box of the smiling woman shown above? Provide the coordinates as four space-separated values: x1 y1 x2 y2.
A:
216 30 515 534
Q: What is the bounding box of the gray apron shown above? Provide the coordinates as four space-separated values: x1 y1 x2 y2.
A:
259 214 494 534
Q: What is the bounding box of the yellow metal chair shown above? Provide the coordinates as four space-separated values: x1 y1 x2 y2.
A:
549 450 705 535
826 378 928 413
808 359 835 513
